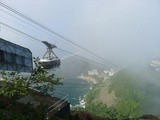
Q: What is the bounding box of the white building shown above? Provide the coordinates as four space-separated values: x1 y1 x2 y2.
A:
104 69 115 76
150 60 160 67
88 69 99 75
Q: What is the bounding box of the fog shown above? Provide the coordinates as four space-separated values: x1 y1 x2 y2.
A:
1 0 160 66
127 66 160 115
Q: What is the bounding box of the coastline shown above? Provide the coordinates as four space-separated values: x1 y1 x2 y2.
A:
77 75 97 84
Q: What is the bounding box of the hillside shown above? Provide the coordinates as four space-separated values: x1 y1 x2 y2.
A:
55 56 92 78
83 66 160 119
56 56 160 118
1 57 160 120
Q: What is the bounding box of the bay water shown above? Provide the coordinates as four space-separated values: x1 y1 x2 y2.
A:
53 78 91 107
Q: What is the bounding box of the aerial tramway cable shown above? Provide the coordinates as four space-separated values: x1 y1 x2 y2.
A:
1 9 63 44
0 15 110 68
0 2 120 104
0 1 118 68
0 14 112 68
0 21 60 69
0 22 113 68
0 23 114 90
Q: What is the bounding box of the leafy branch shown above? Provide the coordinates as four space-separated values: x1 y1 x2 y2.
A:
0 57 62 98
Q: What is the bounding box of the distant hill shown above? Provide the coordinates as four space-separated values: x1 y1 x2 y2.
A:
56 56 107 78
56 56 91 78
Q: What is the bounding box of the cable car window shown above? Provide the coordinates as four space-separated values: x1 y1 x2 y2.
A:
11 53 16 63
0 50 5 62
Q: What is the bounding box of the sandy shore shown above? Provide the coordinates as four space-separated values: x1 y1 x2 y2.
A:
78 75 97 84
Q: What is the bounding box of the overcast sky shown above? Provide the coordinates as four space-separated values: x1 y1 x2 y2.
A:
1 0 160 65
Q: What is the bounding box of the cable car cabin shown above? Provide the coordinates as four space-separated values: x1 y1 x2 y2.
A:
38 58 60 69
38 41 60 69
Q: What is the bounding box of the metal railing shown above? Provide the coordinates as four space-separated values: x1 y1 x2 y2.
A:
46 91 70 119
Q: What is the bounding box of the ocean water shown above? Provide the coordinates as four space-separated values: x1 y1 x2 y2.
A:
53 78 91 107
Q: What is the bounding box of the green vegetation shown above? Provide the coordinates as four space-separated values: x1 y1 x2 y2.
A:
0 109 27 120
1 56 160 120
0 58 62 119
0 58 62 98
85 102 117 119
85 83 100 103
0 71 29 99
85 69 144 119
70 111 108 120
110 67 160 115
0 100 47 120
70 67 160 119
108 69 143 118
30 58 62 94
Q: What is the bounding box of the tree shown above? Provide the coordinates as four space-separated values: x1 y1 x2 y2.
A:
0 71 29 99
30 58 62 94
0 58 62 98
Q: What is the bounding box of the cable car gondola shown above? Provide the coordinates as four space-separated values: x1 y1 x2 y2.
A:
38 41 60 69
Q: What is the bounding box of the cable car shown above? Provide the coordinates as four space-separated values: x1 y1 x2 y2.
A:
38 41 60 69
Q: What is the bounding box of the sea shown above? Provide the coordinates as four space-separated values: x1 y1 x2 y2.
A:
52 78 92 108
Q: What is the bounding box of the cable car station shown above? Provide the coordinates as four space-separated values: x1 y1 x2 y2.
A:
0 38 33 73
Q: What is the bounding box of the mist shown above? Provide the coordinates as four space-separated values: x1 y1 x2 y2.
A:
129 66 160 115
1 0 160 116
1 0 160 66
69 0 160 65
